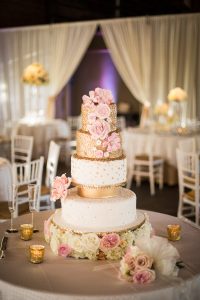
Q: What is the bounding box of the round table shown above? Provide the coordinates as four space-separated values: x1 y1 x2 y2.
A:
15 118 71 159
122 127 200 185
0 158 12 202
0 210 200 300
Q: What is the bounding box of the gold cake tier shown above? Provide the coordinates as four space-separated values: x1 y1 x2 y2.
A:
81 103 117 132
76 129 123 159
77 185 120 198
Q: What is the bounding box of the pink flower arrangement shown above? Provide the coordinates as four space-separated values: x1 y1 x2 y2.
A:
58 244 72 257
88 119 110 140
51 174 71 201
95 149 104 158
95 103 111 119
100 233 120 251
120 245 155 284
132 269 156 284
82 88 114 106
102 132 121 153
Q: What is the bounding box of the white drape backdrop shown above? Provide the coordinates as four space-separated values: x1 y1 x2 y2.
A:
101 13 200 118
0 14 199 132
0 21 97 132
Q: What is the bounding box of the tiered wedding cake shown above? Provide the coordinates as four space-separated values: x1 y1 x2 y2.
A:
45 88 151 260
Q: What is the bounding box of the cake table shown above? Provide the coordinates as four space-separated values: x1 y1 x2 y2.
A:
0 210 200 300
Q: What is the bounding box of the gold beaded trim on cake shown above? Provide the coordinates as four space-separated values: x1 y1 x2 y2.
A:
73 153 126 162
51 210 146 235
76 129 123 159
71 181 127 188
81 103 117 132
77 186 119 198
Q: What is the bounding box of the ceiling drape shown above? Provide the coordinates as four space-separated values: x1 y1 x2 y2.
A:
101 13 200 118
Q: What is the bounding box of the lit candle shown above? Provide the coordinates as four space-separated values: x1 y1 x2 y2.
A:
29 245 45 264
167 224 181 241
20 224 33 241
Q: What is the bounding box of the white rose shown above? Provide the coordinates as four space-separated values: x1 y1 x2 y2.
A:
50 235 59 255
121 231 135 246
82 233 100 252
68 235 84 253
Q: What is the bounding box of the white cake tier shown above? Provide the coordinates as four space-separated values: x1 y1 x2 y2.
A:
60 187 136 232
71 155 127 187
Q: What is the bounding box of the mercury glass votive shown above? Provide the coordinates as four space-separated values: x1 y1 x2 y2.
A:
167 224 181 241
20 224 33 241
28 245 45 264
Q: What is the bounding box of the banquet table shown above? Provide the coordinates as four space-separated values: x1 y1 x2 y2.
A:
0 158 12 202
122 127 200 185
0 210 200 300
15 118 71 159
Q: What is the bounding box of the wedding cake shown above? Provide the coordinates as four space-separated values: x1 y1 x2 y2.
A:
44 88 151 260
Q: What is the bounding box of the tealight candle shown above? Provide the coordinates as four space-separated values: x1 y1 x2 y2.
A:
20 224 33 241
167 224 181 241
28 245 45 264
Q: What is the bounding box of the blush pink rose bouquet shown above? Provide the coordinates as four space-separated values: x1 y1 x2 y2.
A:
119 245 155 284
94 103 111 120
102 132 121 153
82 88 114 106
51 174 71 201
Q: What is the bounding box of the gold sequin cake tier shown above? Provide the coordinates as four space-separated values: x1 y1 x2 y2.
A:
76 129 123 159
81 103 117 132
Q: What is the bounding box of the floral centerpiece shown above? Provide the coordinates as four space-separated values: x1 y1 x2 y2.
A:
22 62 49 85
120 236 180 284
154 102 169 116
167 87 188 128
167 87 187 102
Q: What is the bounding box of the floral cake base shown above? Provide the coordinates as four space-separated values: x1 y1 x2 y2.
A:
44 211 152 260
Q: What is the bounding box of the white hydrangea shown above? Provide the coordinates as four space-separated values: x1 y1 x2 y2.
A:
106 247 125 260
121 231 135 246
50 235 60 255
134 222 152 242
81 233 100 253
68 235 84 253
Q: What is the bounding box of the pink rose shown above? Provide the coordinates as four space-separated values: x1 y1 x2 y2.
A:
51 174 71 201
58 244 72 257
95 88 114 104
44 216 52 237
95 103 111 119
100 233 120 251
135 254 153 269
124 253 137 270
95 150 104 158
102 132 121 153
132 269 156 284
88 119 110 140
88 112 97 124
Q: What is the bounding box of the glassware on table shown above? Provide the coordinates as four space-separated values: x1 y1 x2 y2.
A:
7 185 18 233
28 184 40 233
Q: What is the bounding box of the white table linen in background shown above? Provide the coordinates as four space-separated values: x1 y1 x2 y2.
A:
122 127 200 185
15 118 71 159
0 158 12 202
0 210 200 300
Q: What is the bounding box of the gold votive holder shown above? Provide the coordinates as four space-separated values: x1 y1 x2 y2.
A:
28 245 45 264
167 224 181 241
20 224 33 241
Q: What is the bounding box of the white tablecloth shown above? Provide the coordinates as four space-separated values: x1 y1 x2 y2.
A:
122 127 200 185
0 158 12 202
15 118 71 159
0 210 200 300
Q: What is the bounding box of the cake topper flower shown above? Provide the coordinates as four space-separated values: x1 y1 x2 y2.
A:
82 87 114 106
51 174 71 201
167 87 187 102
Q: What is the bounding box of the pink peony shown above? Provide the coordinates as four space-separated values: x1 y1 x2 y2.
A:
95 149 104 158
95 103 111 119
58 244 72 257
88 119 110 140
102 132 121 153
135 254 153 269
100 233 120 251
132 269 156 284
51 174 71 201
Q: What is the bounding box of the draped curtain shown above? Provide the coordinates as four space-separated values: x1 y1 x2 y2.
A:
0 13 200 132
0 21 97 131
101 14 200 118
